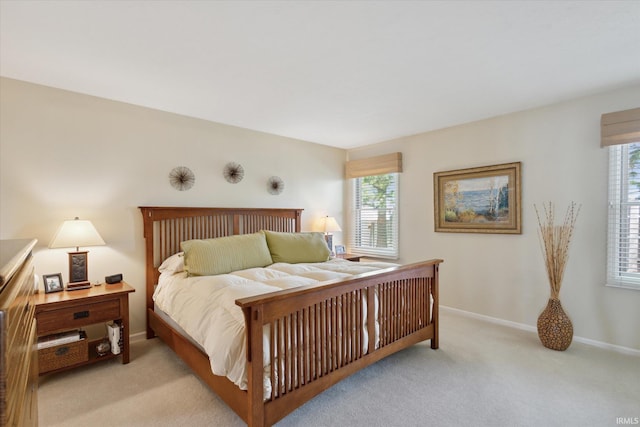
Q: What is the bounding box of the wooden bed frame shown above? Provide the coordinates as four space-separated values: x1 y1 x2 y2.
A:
140 206 442 427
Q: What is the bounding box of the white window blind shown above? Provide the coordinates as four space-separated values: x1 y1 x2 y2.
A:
349 173 399 259
607 142 640 290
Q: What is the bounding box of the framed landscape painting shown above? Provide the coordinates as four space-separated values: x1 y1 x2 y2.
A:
434 162 521 234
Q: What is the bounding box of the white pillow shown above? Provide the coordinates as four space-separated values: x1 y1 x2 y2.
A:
158 252 184 274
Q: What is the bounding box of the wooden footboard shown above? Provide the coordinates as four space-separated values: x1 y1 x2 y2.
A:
237 259 441 426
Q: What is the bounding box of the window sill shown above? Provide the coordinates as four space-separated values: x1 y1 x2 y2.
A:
605 282 640 291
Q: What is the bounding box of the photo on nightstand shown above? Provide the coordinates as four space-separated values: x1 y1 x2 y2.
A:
335 245 346 255
43 273 63 294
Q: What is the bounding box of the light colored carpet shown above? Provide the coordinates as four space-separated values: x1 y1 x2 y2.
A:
38 310 639 427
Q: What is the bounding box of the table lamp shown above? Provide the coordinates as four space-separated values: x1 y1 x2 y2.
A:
322 216 342 254
49 217 105 290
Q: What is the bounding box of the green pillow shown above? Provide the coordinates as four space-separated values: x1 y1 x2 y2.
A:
263 230 330 263
181 232 273 276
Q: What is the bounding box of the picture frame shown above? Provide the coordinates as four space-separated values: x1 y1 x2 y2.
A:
43 273 64 294
434 162 521 234
335 245 346 255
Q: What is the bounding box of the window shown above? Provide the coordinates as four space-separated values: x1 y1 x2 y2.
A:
604 107 640 290
350 173 399 259
607 143 640 289
345 153 402 259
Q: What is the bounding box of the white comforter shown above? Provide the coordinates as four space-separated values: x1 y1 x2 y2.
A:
153 258 396 395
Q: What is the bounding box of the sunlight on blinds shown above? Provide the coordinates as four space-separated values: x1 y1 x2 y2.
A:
349 173 399 259
607 142 640 290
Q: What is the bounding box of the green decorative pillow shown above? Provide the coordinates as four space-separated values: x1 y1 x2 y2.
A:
263 230 330 263
181 232 273 276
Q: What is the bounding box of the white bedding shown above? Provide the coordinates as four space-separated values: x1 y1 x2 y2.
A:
153 258 396 396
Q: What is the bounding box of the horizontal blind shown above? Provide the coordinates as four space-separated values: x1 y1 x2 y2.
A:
607 142 640 289
349 173 399 259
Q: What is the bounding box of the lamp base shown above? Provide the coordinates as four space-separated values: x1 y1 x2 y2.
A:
67 281 91 291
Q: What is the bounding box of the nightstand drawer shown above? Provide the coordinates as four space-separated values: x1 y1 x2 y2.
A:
36 299 121 334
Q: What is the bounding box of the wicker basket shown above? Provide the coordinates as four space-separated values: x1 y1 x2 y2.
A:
38 331 88 373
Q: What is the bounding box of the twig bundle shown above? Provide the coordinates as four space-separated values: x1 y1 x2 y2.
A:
534 202 581 299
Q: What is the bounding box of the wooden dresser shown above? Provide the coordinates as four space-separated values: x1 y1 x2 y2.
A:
0 239 38 427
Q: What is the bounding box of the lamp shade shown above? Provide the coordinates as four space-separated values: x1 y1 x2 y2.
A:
323 216 342 233
49 217 105 250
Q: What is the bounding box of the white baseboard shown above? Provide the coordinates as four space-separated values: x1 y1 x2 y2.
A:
441 305 640 357
130 331 147 343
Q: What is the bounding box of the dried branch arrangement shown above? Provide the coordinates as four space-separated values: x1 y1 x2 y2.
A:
534 202 581 299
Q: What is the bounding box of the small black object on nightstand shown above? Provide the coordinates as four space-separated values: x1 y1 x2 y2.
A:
105 274 123 284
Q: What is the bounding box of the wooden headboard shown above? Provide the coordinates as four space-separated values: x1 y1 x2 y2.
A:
139 207 302 334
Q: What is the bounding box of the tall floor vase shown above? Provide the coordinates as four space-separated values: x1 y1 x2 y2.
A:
537 298 573 351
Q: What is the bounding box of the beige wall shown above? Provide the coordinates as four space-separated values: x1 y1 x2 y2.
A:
0 77 346 336
3 76 638 351
348 84 640 351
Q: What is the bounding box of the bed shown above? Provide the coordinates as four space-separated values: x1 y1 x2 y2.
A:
140 206 442 426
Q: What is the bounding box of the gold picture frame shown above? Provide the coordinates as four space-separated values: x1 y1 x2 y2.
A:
434 162 521 234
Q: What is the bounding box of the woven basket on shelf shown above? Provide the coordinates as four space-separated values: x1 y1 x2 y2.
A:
38 332 88 373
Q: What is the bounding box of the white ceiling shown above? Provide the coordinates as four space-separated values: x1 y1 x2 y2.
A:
1 1 639 149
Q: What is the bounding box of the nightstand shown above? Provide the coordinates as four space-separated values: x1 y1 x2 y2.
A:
336 253 361 262
33 281 135 375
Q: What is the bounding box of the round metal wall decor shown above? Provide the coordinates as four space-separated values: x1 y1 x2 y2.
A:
267 176 284 195
223 162 244 184
169 166 195 191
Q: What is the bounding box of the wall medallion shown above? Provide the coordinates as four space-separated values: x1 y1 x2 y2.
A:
223 162 244 184
267 176 284 195
169 166 195 191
